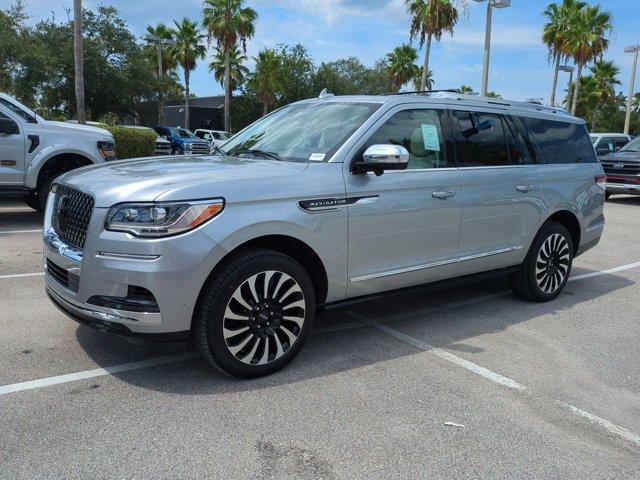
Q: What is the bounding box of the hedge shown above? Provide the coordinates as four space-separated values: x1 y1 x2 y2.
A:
106 126 157 160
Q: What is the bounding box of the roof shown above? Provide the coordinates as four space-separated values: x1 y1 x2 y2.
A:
303 91 581 123
165 96 224 109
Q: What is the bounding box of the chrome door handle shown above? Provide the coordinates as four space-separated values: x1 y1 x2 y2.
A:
516 184 533 193
432 190 456 199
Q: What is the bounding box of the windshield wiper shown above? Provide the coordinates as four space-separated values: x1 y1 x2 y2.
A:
234 149 283 161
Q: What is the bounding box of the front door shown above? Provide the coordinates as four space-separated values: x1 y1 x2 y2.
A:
0 111 25 186
345 106 462 298
448 109 542 276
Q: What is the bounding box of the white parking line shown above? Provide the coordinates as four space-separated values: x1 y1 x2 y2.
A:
0 229 42 235
560 402 640 446
569 261 640 281
0 272 44 280
0 353 199 396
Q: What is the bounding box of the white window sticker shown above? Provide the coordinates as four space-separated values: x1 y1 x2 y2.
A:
309 153 326 161
421 124 440 152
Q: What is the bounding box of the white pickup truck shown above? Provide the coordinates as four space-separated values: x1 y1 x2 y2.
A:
0 93 116 211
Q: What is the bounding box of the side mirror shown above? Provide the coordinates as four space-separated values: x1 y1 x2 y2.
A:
0 118 19 135
354 145 409 175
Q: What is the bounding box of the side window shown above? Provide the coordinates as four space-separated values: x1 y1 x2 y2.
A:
601 137 615 153
614 137 629 150
194 131 204 139
450 110 510 167
522 117 596 164
363 109 449 169
504 116 533 165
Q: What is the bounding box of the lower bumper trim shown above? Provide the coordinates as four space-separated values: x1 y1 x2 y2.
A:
606 183 640 192
46 287 189 345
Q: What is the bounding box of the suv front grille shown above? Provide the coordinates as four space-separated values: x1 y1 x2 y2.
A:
602 162 640 176
191 143 209 153
52 186 94 250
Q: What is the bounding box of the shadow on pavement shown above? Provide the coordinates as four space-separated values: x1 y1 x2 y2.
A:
0 197 42 230
606 195 640 207
74 268 634 395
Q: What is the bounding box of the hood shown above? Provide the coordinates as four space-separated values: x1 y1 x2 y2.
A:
601 151 640 163
43 120 113 139
58 154 309 207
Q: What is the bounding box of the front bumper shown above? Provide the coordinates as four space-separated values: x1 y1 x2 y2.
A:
43 194 228 336
605 182 640 194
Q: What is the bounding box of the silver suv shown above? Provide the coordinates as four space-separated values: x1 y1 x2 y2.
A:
43 92 606 378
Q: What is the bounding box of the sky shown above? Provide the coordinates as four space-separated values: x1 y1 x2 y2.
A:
5 0 640 103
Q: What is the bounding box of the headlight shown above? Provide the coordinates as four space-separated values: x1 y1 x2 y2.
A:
105 199 224 238
98 141 117 161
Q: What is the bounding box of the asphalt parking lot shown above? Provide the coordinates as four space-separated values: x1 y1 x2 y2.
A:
1 195 640 479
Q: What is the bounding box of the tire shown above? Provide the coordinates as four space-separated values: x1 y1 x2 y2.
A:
510 222 574 302
195 249 316 378
24 174 57 212
172 147 183 155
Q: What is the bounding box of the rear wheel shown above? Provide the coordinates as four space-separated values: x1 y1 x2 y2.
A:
510 222 573 302
195 249 315 378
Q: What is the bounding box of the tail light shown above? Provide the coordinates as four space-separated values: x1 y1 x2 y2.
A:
595 174 606 191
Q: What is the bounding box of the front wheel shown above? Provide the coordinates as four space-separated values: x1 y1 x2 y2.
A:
195 249 316 378
510 222 574 302
172 147 184 155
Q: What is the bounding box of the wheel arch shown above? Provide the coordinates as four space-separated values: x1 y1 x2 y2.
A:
26 148 98 189
542 209 581 255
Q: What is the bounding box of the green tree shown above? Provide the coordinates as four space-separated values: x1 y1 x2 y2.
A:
202 0 257 132
486 91 501 98
633 92 640 113
413 68 433 91
459 84 476 95
278 44 316 104
407 0 462 91
386 44 420 92
145 23 177 74
565 5 613 116
170 18 206 129
542 0 586 107
209 44 248 92
247 49 285 116
588 59 620 130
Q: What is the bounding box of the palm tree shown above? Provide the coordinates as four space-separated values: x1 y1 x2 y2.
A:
572 75 599 126
565 5 613 116
202 0 257 132
386 44 421 92
486 91 502 98
588 59 621 130
145 23 176 125
209 44 249 92
73 0 86 124
459 85 476 95
413 68 433 91
171 18 206 129
542 0 586 107
248 49 285 116
407 0 462 91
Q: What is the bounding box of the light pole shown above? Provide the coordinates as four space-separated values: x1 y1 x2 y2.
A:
473 0 511 97
624 45 640 135
145 34 176 126
558 65 574 109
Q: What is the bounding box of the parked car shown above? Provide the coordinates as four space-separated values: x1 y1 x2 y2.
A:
194 129 231 148
118 125 171 156
153 126 209 155
600 135 640 198
0 92 115 211
590 133 631 157
44 92 605 378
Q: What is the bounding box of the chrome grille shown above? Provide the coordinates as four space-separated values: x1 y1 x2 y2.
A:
45 259 80 293
602 162 640 176
190 143 209 153
52 186 94 250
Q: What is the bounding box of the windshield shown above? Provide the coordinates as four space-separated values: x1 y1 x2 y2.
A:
171 128 195 138
222 101 379 162
0 97 37 123
621 136 640 152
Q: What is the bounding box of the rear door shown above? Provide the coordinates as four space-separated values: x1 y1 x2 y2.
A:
0 110 25 186
345 105 463 297
449 109 542 276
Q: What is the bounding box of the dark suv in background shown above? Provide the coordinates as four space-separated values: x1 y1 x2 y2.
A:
153 126 210 155
601 136 640 198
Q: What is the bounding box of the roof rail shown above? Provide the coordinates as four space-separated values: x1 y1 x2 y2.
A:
389 89 460 96
426 91 572 116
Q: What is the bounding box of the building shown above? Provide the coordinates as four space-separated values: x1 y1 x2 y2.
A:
164 96 225 130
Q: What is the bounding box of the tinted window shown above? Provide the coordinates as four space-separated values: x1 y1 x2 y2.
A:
363 109 449 169
0 97 37 123
614 137 629 148
523 117 596 164
600 137 616 153
451 111 510 167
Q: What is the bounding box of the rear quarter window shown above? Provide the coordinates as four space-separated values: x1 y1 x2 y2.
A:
523 117 596 164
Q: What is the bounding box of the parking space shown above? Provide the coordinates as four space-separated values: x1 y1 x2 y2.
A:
1 196 640 478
